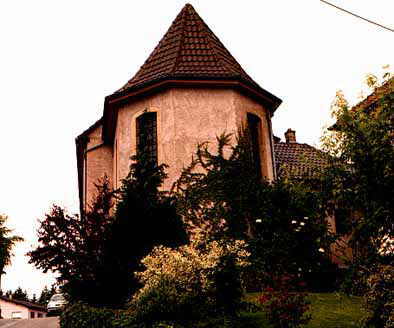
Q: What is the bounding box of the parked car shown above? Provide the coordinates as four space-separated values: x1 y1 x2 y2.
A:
47 293 67 314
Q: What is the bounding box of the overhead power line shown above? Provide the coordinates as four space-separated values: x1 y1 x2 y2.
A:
320 0 394 33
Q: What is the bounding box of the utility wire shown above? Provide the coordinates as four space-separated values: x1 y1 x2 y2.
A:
320 0 394 33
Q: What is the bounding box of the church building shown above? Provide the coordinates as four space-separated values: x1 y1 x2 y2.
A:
76 4 283 212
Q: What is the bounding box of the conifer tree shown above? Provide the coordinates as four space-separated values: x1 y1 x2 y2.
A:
29 148 186 307
31 294 37 304
0 214 23 291
104 148 187 305
12 287 29 302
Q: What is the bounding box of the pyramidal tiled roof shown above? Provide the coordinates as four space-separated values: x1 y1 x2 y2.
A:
110 4 279 106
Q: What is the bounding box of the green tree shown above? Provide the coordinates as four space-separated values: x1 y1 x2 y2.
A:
174 132 333 288
0 214 23 292
321 74 393 261
29 149 186 308
29 179 118 307
104 148 187 305
38 286 50 305
31 293 37 304
12 287 29 302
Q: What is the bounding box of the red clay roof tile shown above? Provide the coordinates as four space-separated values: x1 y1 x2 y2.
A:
274 141 329 179
112 4 270 97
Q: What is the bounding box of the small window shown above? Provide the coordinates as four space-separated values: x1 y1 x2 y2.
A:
38 313 43 318
247 113 262 176
136 112 158 164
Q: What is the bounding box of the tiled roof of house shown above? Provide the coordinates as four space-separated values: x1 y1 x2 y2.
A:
0 296 47 312
274 131 328 179
352 76 393 112
109 4 281 109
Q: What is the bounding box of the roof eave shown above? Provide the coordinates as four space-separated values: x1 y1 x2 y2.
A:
103 77 282 143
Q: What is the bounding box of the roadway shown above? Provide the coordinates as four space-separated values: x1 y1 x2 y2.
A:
0 318 59 328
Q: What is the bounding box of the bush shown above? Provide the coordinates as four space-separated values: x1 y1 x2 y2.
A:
258 275 311 328
131 277 211 325
340 262 369 296
363 264 394 328
60 303 116 328
129 226 250 326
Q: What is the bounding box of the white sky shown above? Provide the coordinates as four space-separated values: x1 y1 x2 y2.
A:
0 0 393 297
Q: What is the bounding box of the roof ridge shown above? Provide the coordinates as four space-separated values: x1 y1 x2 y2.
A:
207 29 246 77
189 5 232 75
170 4 188 74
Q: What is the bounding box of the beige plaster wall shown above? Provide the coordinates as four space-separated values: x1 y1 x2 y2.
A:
84 125 113 210
113 87 274 191
0 299 46 319
233 91 275 181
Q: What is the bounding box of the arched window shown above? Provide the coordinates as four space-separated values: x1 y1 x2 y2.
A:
136 112 158 164
247 113 262 177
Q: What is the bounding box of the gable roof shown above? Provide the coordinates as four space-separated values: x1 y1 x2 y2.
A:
103 4 281 142
0 296 47 312
274 141 328 180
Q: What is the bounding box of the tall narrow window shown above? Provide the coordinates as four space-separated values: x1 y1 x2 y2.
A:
247 113 262 176
136 112 158 164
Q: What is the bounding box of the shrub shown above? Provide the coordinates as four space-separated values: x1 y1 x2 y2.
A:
258 275 311 328
363 264 394 328
129 225 250 325
340 261 369 296
60 303 116 328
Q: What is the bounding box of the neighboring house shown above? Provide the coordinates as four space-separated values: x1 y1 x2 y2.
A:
274 129 328 181
76 3 282 212
273 129 348 265
0 296 47 319
352 76 393 113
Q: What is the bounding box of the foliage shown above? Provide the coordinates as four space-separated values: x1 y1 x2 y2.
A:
31 293 37 304
339 259 370 296
0 214 23 281
258 275 311 328
174 131 263 240
129 223 250 326
60 302 116 328
38 284 57 305
175 132 334 290
29 146 186 308
11 286 29 302
60 303 260 328
320 73 394 260
28 178 117 307
363 264 394 328
104 149 187 306
248 179 335 290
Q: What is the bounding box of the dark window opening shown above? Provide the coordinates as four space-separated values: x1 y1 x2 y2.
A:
247 113 262 177
30 312 35 319
136 112 158 165
334 207 350 235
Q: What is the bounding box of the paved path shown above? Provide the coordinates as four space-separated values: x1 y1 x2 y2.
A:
0 318 59 328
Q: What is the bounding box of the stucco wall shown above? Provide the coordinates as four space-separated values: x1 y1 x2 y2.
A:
0 299 46 319
233 91 275 181
113 87 274 191
84 125 113 210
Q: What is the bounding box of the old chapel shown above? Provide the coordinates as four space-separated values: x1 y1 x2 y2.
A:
76 4 283 211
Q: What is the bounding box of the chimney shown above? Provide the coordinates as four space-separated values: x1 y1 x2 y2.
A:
285 129 296 143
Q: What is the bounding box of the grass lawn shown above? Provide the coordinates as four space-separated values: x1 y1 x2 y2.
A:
243 292 367 328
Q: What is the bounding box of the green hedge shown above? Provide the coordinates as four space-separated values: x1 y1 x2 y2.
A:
60 303 117 328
